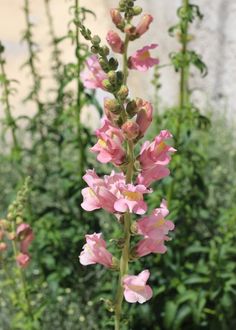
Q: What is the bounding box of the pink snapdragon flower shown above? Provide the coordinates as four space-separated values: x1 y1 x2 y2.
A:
16 223 34 254
91 118 125 165
110 8 123 26
128 44 159 72
137 130 176 186
123 270 153 303
81 170 150 215
81 55 107 90
16 253 30 268
136 200 175 240
135 98 153 136
106 31 124 54
79 233 113 268
136 237 170 257
136 14 153 37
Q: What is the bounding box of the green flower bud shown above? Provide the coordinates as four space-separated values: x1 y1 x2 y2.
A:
91 35 101 45
117 85 129 100
132 6 142 15
109 58 119 70
108 71 117 84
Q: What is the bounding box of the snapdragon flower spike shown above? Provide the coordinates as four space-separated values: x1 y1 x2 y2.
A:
128 44 159 72
136 200 175 240
91 118 125 165
137 130 176 186
79 233 113 268
81 169 150 215
123 270 153 304
81 55 107 90
106 31 124 54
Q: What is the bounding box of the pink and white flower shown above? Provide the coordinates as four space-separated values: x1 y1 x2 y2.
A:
135 98 153 137
128 44 159 72
123 270 153 303
91 118 125 165
79 233 113 268
16 223 34 254
136 200 175 240
136 14 153 37
16 253 30 268
81 170 150 215
106 31 124 54
137 130 176 186
136 237 170 257
81 55 107 90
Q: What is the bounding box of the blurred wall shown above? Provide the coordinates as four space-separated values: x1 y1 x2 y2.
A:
0 0 235 123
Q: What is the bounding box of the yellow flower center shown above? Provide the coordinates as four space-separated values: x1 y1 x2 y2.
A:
139 50 150 60
98 139 107 148
154 218 165 228
123 191 143 201
155 141 166 153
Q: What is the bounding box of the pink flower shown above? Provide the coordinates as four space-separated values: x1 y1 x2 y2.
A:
16 253 30 268
81 169 150 215
137 130 176 186
136 200 175 240
135 98 153 137
91 118 125 165
110 8 123 26
16 223 34 254
79 233 113 268
136 237 170 257
128 44 159 72
136 14 153 37
123 270 153 303
81 55 107 90
106 31 124 54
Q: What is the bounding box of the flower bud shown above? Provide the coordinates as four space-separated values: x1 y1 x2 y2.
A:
108 71 117 84
136 14 153 37
0 242 7 252
122 121 140 140
99 59 109 72
110 8 123 26
106 31 124 54
109 58 119 70
7 232 16 240
104 98 121 114
102 79 114 92
132 6 143 16
91 35 101 45
126 100 138 117
101 45 110 56
0 219 9 230
117 85 129 100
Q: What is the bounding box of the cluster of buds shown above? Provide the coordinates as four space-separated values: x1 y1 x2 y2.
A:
78 0 175 320
0 178 34 268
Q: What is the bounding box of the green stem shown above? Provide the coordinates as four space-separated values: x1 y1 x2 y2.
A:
167 0 189 205
0 51 20 153
75 0 85 180
114 35 133 330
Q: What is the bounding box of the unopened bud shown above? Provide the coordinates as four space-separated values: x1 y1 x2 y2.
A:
101 45 110 56
104 98 121 114
102 79 113 92
91 35 101 45
0 219 9 230
126 100 138 117
7 232 16 240
108 71 117 84
16 216 23 225
109 57 119 70
136 14 153 37
122 121 140 139
0 242 7 252
117 85 129 100
110 8 123 26
99 59 109 72
132 6 143 16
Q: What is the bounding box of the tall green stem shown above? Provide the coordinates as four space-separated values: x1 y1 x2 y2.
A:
114 35 132 330
74 0 85 180
167 0 189 205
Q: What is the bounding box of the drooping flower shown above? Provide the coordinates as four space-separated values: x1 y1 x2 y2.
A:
79 233 113 268
135 98 153 137
135 14 153 37
81 55 107 90
16 223 34 254
81 170 150 215
91 118 125 165
128 44 159 72
16 253 30 268
137 130 176 186
106 31 124 54
123 270 153 303
136 237 170 257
